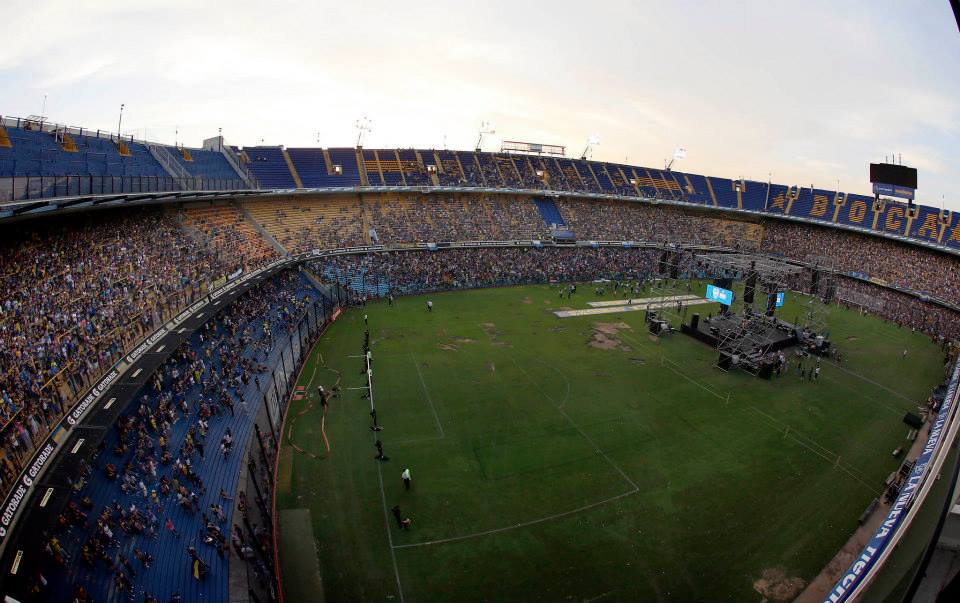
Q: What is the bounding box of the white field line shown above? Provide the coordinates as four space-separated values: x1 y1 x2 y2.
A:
366 348 406 602
392 488 637 550
410 353 445 439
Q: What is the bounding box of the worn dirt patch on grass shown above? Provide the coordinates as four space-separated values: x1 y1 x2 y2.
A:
438 343 458 351
589 322 633 351
594 322 631 335
522 297 533 304
846 335 859 341
752 568 805 602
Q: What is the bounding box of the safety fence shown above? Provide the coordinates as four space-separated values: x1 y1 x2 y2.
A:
0 174 249 202
823 357 960 602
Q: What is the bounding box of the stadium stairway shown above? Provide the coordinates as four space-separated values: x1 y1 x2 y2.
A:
0 124 11 148
534 197 567 228
46 274 321 603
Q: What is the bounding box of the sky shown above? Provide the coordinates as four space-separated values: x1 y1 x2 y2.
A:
0 0 958 207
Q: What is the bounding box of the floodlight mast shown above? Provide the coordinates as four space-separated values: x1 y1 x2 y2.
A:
355 116 372 148
476 121 495 152
581 135 600 160
665 147 687 171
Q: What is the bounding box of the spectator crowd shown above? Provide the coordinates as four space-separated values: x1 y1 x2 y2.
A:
0 208 272 505
3 194 960 513
33 270 318 603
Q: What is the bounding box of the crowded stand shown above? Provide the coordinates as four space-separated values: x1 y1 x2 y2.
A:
244 196 365 252
2 186 960 602
555 198 763 247
33 270 319 603
181 204 278 269
3 194 960 499
4 113 960 259
761 221 960 306
835 277 960 342
0 208 272 487
363 194 547 244
315 247 661 295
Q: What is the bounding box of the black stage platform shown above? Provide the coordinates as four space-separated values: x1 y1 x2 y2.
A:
681 312 799 353
679 311 830 378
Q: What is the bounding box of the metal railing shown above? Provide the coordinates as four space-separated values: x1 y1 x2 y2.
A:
0 175 249 202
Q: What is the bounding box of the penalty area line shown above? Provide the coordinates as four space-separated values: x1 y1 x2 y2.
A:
392 487 639 550
410 352 445 439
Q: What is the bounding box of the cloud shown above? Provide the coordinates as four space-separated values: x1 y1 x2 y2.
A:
0 0 958 207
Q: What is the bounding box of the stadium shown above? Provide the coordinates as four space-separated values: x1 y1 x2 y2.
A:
1 3 960 603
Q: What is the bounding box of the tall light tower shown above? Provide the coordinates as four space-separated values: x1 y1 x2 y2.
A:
117 103 125 141
475 121 495 152
355 116 372 148
580 135 600 160
665 147 687 171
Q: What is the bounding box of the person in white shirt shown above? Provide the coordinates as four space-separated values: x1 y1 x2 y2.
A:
401 468 411 490
426 300 433 312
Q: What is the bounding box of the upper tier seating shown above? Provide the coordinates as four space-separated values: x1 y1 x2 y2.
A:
243 147 296 189
175 149 241 180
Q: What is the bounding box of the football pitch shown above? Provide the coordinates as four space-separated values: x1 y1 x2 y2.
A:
276 282 945 603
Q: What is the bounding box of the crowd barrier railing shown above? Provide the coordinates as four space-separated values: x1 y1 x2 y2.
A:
823 357 960 602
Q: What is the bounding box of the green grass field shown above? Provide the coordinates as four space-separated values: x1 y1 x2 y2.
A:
276 282 945 603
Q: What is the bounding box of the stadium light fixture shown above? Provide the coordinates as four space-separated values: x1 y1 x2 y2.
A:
476 121 495 152
117 104 125 141
665 146 686 171
355 116 373 148
581 135 600 160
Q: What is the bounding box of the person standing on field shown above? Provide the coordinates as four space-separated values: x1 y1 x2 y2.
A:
426 300 433 312
401 468 411 490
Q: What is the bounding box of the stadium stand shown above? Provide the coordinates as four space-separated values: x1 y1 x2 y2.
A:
362 193 545 244
6 121 960 603
242 147 296 189
315 247 662 296
397 149 430 186
243 195 365 252
474 152 503 187
4 113 960 257
375 149 405 186
327 148 362 187
180 203 278 268
174 149 242 181
534 197 566 228
41 270 319 603
0 207 275 492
